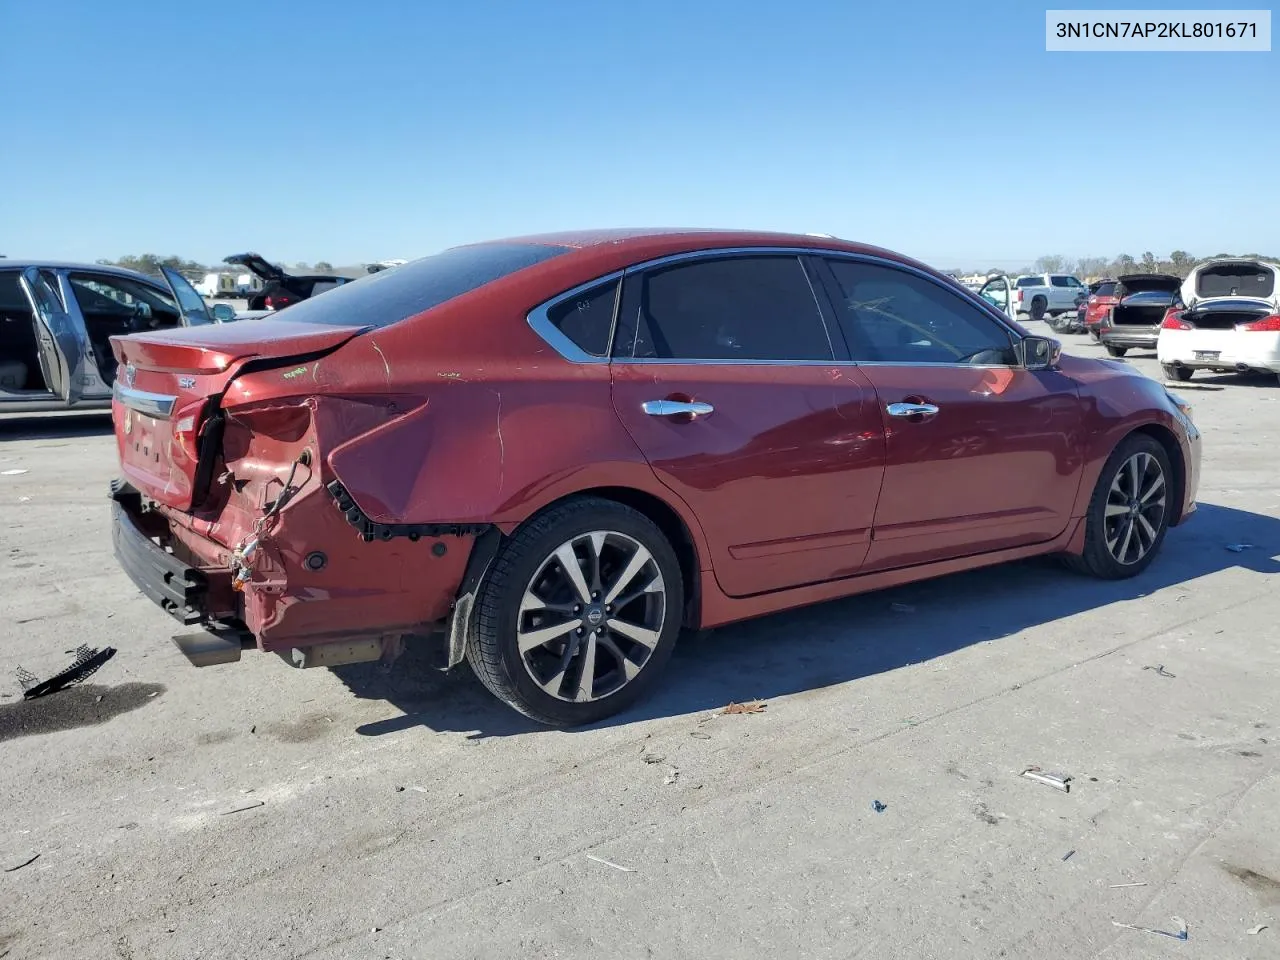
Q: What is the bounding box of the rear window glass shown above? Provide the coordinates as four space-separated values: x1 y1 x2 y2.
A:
1016 277 1041 287
547 279 619 357
282 243 571 328
1195 263 1276 300
1093 281 1116 297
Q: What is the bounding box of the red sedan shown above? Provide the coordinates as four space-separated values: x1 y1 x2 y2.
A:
108 230 1201 726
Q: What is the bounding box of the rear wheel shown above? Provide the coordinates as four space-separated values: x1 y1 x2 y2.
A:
1105 344 1128 358
1030 297 1047 322
1062 434 1173 580
466 497 684 726
1162 363 1193 382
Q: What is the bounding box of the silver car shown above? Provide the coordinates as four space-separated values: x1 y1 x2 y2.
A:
0 261 234 411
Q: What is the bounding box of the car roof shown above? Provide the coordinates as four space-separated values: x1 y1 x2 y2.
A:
0 260 166 284
458 228 921 265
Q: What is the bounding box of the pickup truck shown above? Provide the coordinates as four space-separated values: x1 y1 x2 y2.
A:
1012 274 1088 322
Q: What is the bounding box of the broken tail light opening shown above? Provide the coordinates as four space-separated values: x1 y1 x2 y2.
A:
1016 289 1024 303
172 399 208 463
1239 314 1280 332
1161 308 1193 331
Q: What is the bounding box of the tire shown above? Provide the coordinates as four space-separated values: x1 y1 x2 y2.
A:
1030 297 1047 322
1062 433 1174 580
466 497 685 726
1162 363 1193 382
1105 344 1128 358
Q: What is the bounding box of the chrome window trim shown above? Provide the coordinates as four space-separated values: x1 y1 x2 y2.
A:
526 270 625 364
528 245 1031 370
113 382 176 419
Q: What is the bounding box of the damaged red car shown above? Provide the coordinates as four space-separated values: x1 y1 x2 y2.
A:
110 230 1201 726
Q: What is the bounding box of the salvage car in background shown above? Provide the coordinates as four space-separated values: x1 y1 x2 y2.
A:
1012 273 1087 322
225 253 354 311
1096 274 1183 357
0 261 222 411
109 229 1200 726
1080 278 1119 340
1157 258 1280 382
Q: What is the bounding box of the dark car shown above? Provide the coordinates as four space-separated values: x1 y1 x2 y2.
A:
108 229 1200 726
1097 274 1183 357
225 253 354 311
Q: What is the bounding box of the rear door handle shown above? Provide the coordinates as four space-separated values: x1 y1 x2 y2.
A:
642 400 714 419
886 402 939 418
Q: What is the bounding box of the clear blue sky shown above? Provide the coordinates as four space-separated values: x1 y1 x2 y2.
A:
1 1 1275 269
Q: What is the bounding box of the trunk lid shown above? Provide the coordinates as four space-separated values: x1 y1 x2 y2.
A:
109 318 366 511
1192 260 1277 302
223 253 287 283
1116 274 1182 296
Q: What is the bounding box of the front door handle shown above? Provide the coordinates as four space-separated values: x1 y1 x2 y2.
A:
886 402 939 418
642 399 714 419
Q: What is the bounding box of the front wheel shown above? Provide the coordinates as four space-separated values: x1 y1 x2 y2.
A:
1162 363 1193 382
1063 434 1174 580
467 497 685 726
1105 344 1128 358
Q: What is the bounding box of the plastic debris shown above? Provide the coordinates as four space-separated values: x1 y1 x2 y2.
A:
663 767 680 785
641 753 665 764
16 646 116 699
1111 916 1187 941
1225 543 1253 552
689 731 712 740
3 854 40 873
586 854 634 873
1108 881 1148 888
721 701 766 715
1020 766 1072 792
1143 664 1176 678
871 800 887 813
1062 850 1076 861
221 800 265 815
1249 924 1268 935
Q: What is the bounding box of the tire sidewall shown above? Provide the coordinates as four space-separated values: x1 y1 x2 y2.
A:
482 502 685 725
1085 435 1174 578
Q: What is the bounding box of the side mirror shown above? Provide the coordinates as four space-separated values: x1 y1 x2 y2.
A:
1021 335 1061 371
210 303 236 322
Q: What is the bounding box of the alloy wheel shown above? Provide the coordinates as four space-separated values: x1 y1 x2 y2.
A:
1103 451 1167 565
515 530 667 703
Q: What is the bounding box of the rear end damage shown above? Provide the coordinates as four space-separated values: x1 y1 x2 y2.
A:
108 330 491 671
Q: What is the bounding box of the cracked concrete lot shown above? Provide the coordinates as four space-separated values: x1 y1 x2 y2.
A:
2 326 1278 959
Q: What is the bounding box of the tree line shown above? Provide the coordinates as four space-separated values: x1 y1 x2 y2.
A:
98 254 334 278
953 251 1279 281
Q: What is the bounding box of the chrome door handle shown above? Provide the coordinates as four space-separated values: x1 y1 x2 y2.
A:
642 400 714 418
886 402 939 418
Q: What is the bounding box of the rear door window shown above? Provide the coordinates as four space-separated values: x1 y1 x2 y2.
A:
1050 276 1072 287
616 256 833 361
824 259 1017 366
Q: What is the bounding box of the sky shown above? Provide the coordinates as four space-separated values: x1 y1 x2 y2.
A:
1 1 1276 270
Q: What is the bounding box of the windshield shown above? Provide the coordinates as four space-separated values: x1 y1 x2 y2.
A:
281 243 571 328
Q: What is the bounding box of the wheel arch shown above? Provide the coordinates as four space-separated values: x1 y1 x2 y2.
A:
498 485 706 630
1129 423 1188 525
